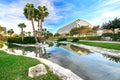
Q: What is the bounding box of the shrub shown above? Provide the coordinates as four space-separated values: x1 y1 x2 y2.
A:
7 37 22 43
102 33 120 41
22 37 36 44
102 33 113 37
72 38 79 42
57 37 67 41
7 37 37 44
79 36 101 40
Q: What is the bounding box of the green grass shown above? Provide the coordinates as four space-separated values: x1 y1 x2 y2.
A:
0 50 61 80
76 41 120 50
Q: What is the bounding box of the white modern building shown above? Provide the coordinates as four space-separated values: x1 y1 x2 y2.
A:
57 19 93 35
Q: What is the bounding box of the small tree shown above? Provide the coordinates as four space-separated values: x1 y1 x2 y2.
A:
7 29 14 37
92 25 99 35
54 33 60 37
27 32 31 36
70 27 80 36
18 23 26 41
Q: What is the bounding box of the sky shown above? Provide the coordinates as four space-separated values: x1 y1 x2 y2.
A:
0 0 120 34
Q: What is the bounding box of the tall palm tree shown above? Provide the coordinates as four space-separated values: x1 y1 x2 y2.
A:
23 3 38 42
18 23 26 41
36 6 49 39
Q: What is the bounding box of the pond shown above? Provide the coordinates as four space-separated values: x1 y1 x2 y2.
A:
7 43 120 80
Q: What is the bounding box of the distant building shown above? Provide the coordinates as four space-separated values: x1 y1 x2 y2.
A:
0 26 7 36
57 19 93 35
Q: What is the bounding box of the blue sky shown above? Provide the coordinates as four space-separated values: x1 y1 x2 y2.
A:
0 0 120 34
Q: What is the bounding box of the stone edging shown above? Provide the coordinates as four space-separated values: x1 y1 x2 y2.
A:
0 49 83 80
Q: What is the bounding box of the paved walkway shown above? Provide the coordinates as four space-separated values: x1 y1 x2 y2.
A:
80 40 120 44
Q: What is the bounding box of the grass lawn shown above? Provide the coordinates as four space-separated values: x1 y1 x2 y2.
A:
76 41 120 50
0 50 61 80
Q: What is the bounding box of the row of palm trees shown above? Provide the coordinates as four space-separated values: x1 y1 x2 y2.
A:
23 3 49 42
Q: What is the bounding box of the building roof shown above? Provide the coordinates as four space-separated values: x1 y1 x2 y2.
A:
57 19 93 34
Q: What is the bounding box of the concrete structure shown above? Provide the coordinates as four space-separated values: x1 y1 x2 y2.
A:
57 19 93 35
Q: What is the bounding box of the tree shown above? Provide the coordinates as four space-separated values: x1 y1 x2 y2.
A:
92 25 99 35
70 27 80 36
102 18 120 34
18 23 26 41
54 33 60 37
7 29 14 37
24 3 38 42
36 6 49 39
27 32 31 36
80 26 92 36
46 31 53 39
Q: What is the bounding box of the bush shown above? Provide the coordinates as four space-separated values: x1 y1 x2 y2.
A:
102 33 120 41
22 37 36 44
72 38 79 42
57 37 67 41
7 37 22 43
79 36 101 40
102 33 113 37
7 37 37 44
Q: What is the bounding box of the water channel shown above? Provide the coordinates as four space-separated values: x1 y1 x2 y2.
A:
6 43 120 80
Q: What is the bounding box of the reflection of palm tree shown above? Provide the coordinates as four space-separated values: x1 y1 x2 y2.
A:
22 49 26 55
103 55 120 63
35 46 50 59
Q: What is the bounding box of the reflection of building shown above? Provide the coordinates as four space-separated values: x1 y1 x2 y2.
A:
57 19 93 35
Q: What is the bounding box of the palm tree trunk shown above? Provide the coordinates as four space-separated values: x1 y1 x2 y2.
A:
39 19 42 37
21 28 23 41
31 18 38 43
38 19 42 42
38 19 40 40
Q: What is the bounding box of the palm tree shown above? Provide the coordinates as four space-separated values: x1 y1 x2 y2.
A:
24 3 38 42
7 29 14 37
18 23 26 41
36 6 49 39
27 31 31 36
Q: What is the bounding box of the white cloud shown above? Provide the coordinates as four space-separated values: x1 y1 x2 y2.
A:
90 11 120 26
87 0 120 26
0 0 62 34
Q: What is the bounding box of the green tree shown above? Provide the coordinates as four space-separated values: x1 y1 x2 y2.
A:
24 3 38 42
102 18 120 34
18 23 26 41
27 31 31 36
46 31 53 39
70 27 80 36
54 33 60 37
7 29 14 37
35 6 49 39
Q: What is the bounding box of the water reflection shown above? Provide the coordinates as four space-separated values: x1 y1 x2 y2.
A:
103 54 120 63
6 43 120 80
70 45 90 55
7 44 50 59
57 43 90 55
